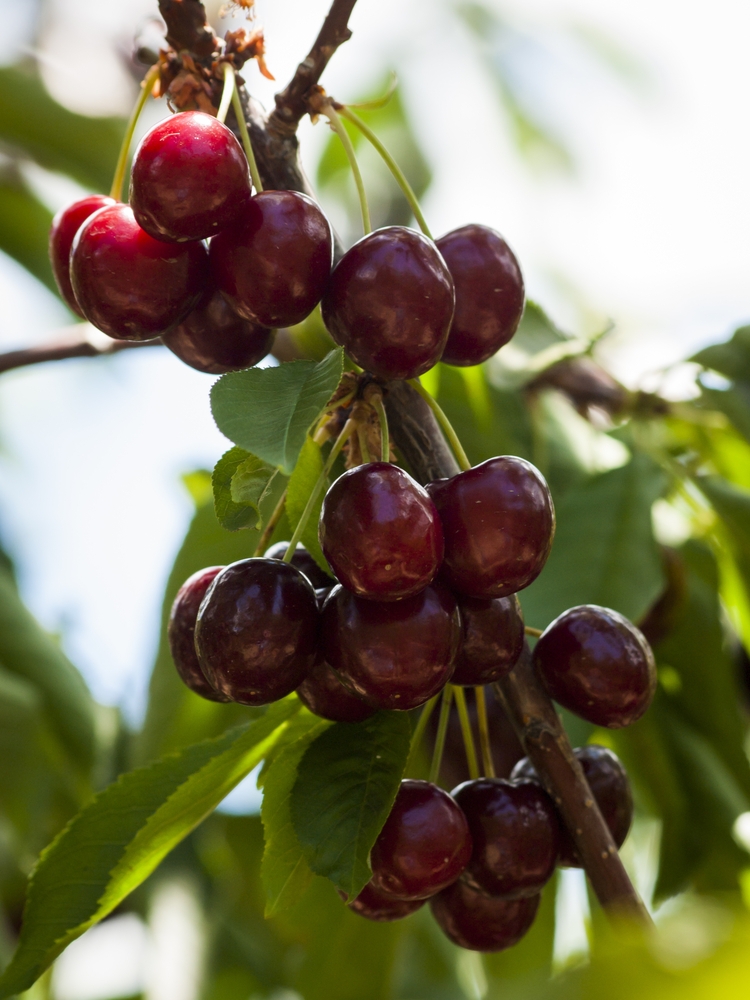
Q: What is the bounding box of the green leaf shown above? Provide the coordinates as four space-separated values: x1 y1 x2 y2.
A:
211 350 344 474
0 699 300 999
0 169 55 292
692 325 750 382
212 447 276 531
290 712 413 899
286 436 329 571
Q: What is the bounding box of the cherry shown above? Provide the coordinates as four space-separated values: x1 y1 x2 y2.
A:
427 457 555 599
451 593 524 685
319 463 444 601
452 778 560 899
70 203 208 341
210 190 333 328
512 745 633 867
296 655 375 723
130 111 251 242
195 557 318 705
264 541 336 591
162 287 274 374
320 583 461 711
430 880 540 952
321 227 455 380
533 605 656 728
370 780 472 900
434 688 525 788
436 225 525 367
168 566 231 702
344 881 425 922
49 195 116 315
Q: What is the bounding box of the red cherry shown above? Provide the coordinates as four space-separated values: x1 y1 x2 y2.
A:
264 541 335 590
430 880 540 952
451 593 524 685
343 882 425 922
321 584 461 711
296 656 375 723
427 457 555 598
70 203 208 341
210 190 333 328
49 195 116 315
533 605 656 728
370 780 472 900
168 567 231 702
319 463 444 601
130 111 252 242
436 225 524 367
321 227 455 380
195 558 318 705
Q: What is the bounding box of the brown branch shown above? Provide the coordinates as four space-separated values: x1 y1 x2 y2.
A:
159 0 219 58
0 328 159 376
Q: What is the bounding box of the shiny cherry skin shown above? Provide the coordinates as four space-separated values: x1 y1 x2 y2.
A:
435 688 525 788
49 194 115 314
370 780 472 900
321 584 461 711
195 557 318 705
451 593 524 685
130 111 251 242
431 880 540 952
264 541 336 590
343 882 425 922
168 566 231 702
296 655 375 723
427 457 555 599
512 745 633 867
436 224 524 367
210 190 333 328
452 778 560 899
533 605 656 728
319 463 444 601
162 287 274 373
70 203 208 341
321 227 455 380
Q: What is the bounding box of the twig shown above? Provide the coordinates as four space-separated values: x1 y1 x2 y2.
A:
0 328 158 376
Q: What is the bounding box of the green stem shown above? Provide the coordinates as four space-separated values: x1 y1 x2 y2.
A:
340 106 432 239
231 77 264 192
323 102 371 235
372 395 390 462
253 488 287 557
357 424 372 463
452 686 479 780
524 625 542 638
217 62 236 124
110 63 160 200
405 694 439 773
474 686 495 778
408 379 471 472
429 686 453 784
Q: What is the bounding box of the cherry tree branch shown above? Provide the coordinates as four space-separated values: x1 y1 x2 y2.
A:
0 329 157 376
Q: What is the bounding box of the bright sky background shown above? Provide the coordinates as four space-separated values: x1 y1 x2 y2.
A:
0 0 748 720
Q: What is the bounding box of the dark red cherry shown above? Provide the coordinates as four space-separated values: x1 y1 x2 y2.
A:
436 225 524 367
434 688 525 788
370 780 472 900
264 541 336 590
210 190 333 328
512 745 633 867
70 204 208 341
130 111 251 242
168 567 231 702
49 195 116 314
321 227 455 380
319 463 444 601
431 880 539 952
162 287 274 373
451 594 524 685
452 778 560 899
427 457 555 598
321 584 461 711
195 558 318 705
343 882 425 922
296 655 375 723
533 605 656 728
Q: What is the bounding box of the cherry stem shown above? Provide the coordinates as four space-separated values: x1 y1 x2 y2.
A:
217 62 236 124
407 379 471 472
452 686 480 780
474 686 495 778
322 101 372 235
371 395 390 462
230 70 264 192
406 694 439 773
282 417 355 562
429 686 454 784
524 626 543 638
357 424 372 463
339 106 432 240
253 488 287 557
109 63 160 201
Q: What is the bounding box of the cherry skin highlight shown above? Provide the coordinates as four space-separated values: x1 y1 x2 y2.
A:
321 583 461 711
130 111 252 242
49 194 115 315
436 224 525 367
430 881 540 952
195 557 318 705
451 593 524 685
370 779 473 900
319 463 444 601
70 203 209 341
533 604 656 728
168 566 231 703
296 656 376 723
343 882 425 922
427 457 555 599
321 226 455 380
264 541 336 591
210 190 333 328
